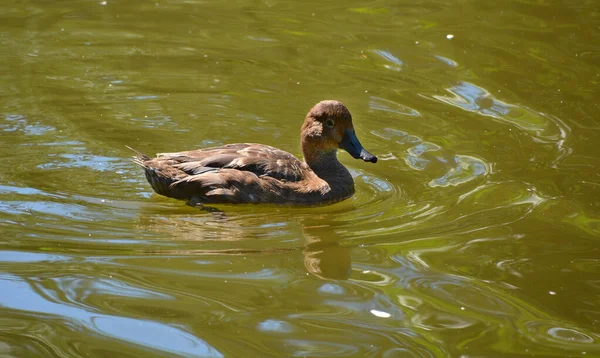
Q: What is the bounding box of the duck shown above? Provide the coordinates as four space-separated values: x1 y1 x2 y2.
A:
128 100 377 206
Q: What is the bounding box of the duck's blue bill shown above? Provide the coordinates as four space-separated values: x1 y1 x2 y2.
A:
339 129 378 163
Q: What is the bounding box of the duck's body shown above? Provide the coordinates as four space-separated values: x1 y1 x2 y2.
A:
130 100 377 206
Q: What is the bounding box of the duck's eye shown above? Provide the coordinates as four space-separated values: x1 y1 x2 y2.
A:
325 119 335 128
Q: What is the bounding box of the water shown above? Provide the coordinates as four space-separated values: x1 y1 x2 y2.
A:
1 0 599 356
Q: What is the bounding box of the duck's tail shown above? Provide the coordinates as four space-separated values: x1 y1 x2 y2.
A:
125 145 151 166
126 145 177 198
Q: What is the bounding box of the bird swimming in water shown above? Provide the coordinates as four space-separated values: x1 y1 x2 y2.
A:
128 100 377 206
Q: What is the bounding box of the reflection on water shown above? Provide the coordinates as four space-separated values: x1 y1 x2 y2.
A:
3 114 56 136
0 275 223 357
371 126 489 187
372 50 403 71
303 226 352 280
369 96 421 117
434 55 458 68
1 0 600 356
433 81 571 148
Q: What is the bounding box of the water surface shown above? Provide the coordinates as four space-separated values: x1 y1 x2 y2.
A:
1 0 599 356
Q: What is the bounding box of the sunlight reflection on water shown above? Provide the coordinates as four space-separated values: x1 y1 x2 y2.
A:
0 275 223 357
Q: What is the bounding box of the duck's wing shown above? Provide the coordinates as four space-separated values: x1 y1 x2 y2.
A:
156 143 306 182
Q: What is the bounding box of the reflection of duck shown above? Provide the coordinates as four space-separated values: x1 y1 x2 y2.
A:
303 226 352 280
133 204 352 280
129 101 377 206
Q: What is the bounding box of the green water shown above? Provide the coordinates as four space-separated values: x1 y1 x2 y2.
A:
1 0 599 356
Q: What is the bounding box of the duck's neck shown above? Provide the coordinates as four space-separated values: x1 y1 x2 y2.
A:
304 149 353 185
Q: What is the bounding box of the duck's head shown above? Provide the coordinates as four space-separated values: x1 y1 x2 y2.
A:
301 100 378 164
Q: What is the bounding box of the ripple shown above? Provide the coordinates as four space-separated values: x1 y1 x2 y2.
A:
2 113 55 136
318 283 346 295
397 295 423 311
37 153 122 172
369 97 421 117
370 124 490 188
412 310 477 330
92 316 223 357
427 155 489 187
0 251 72 264
431 81 571 150
0 275 223 357
406 142 489 187
0 199 88 218
352 269 394 285
283 339 359 356
0 185 65 198
547 327 595 343
458 181 546 207
371 50 403 71
523 321 599 348
371 128 422 143
406 275 519 317
257 319 295 333
434 55 459 67
55 276 174 302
